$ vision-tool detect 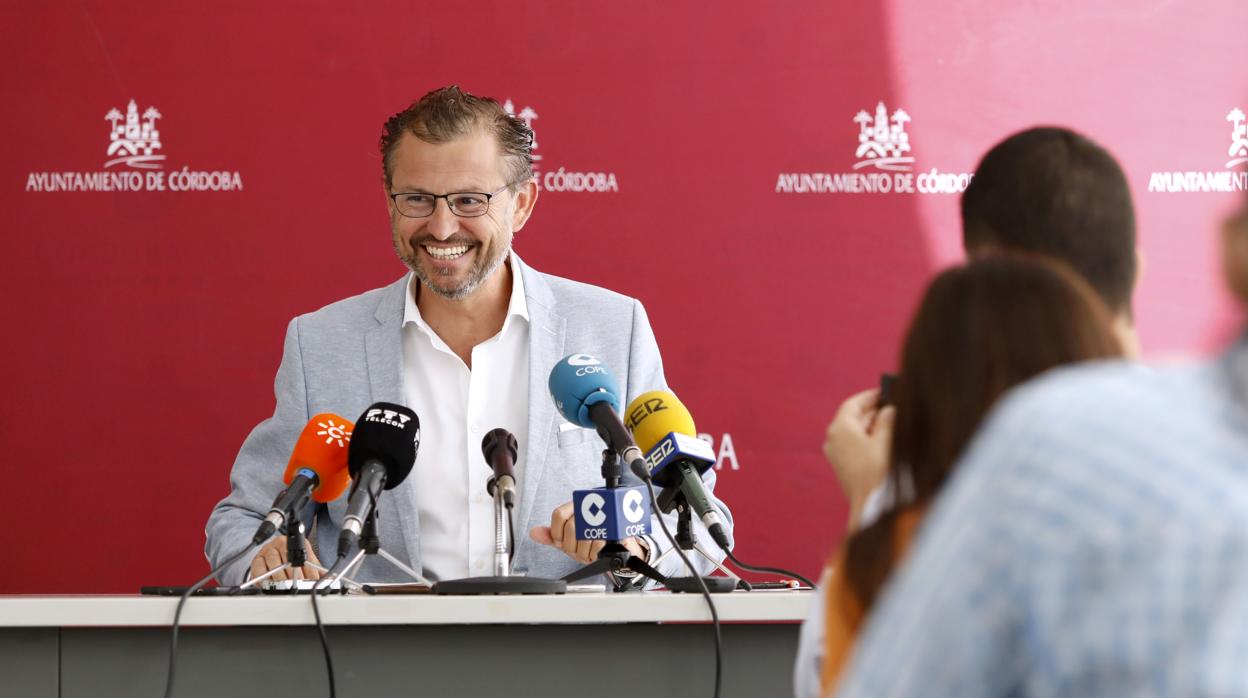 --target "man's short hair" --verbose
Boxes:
[961,127,1137,316]
[379,85,534,189]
